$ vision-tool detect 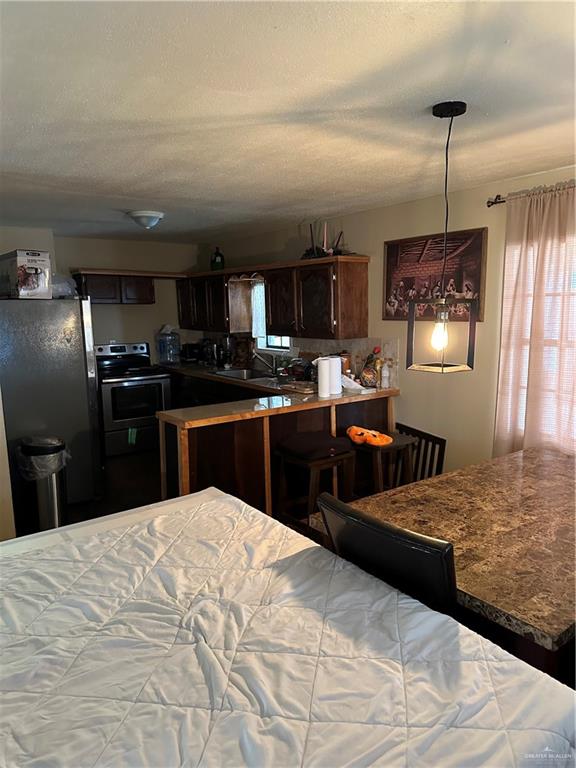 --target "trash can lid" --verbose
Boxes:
[20,436,66,456]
